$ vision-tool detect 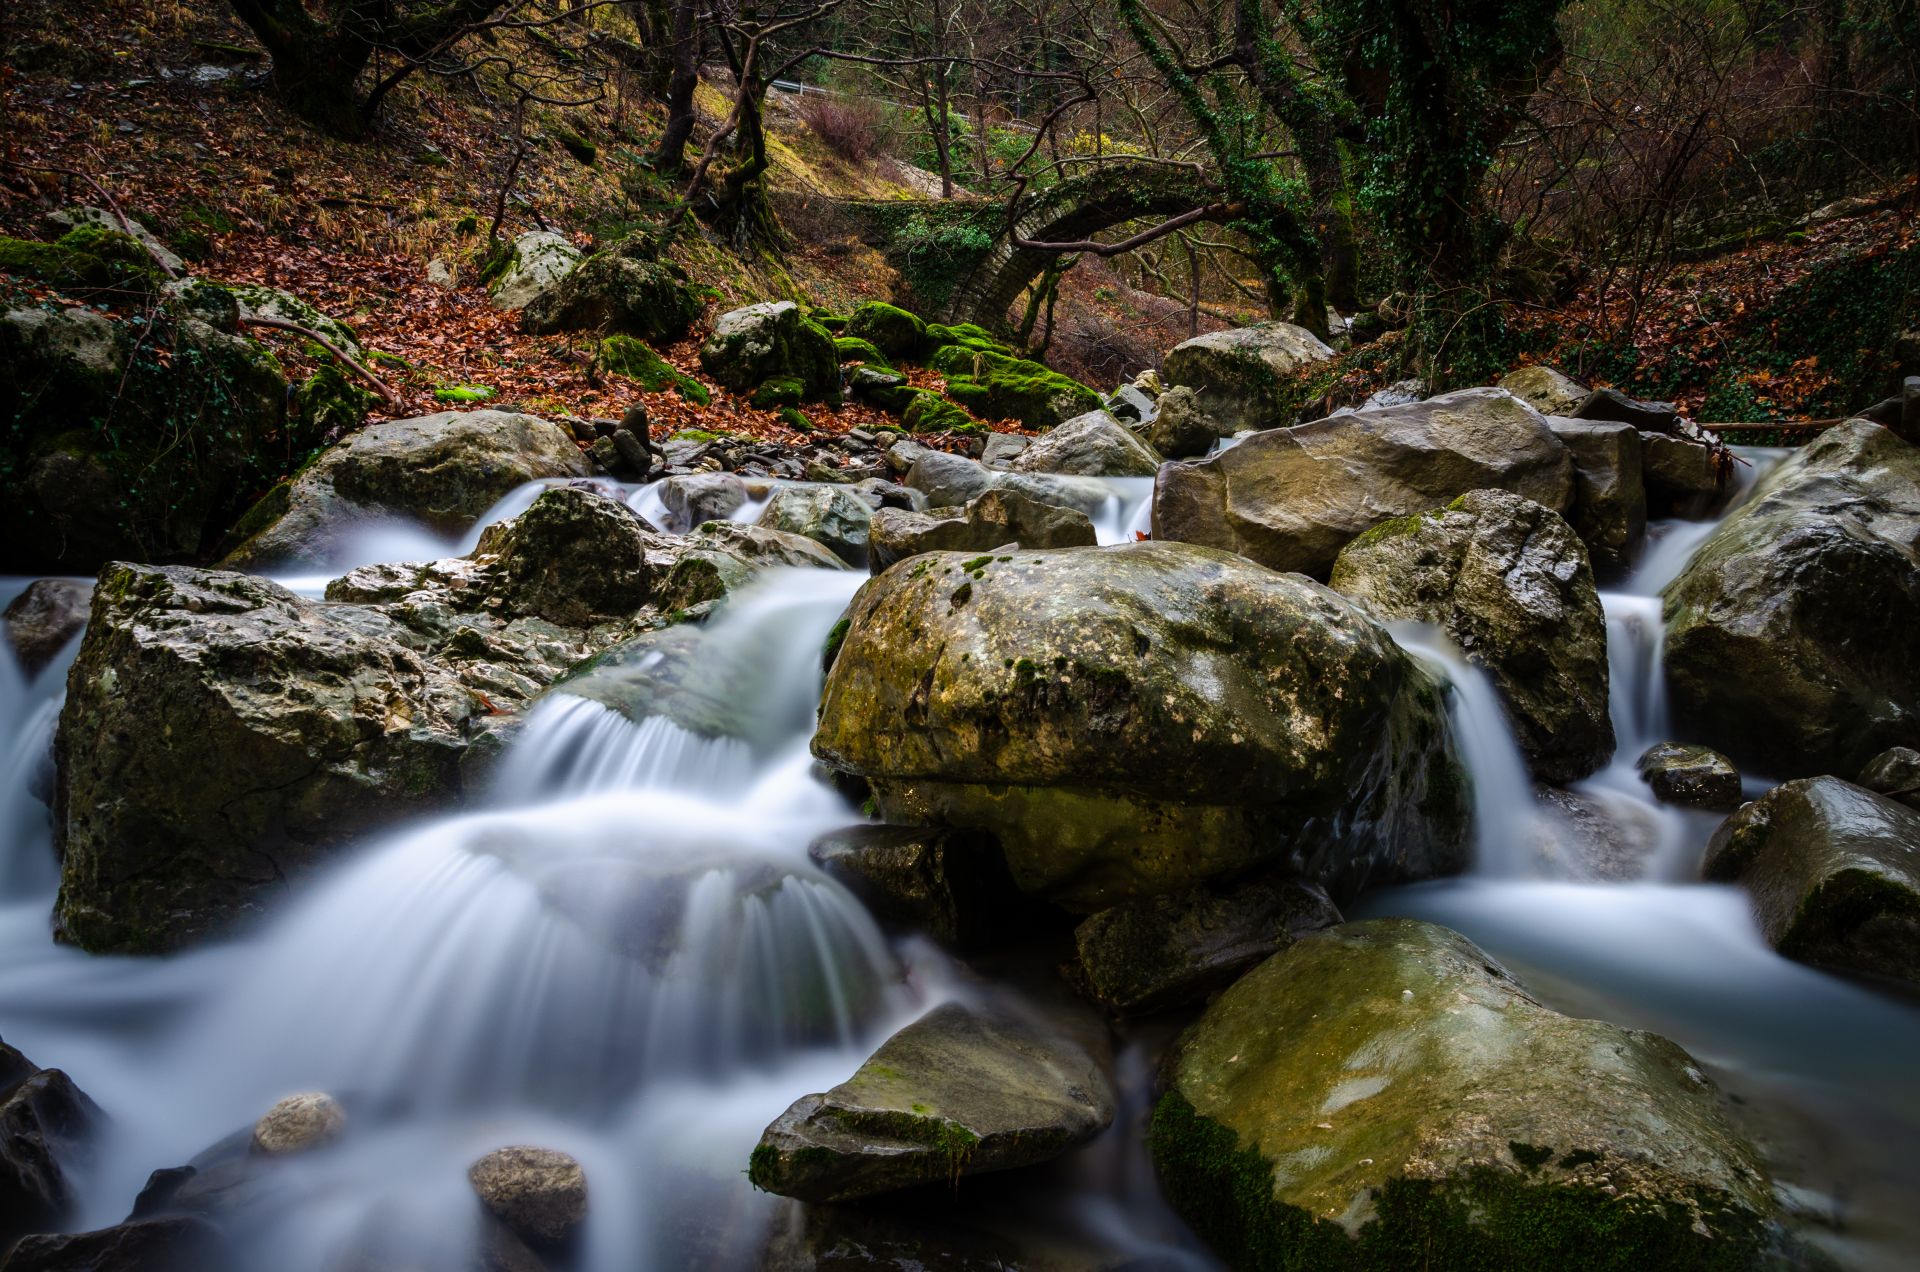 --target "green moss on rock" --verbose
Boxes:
[846,301,928,360]
[599,334,710,403]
